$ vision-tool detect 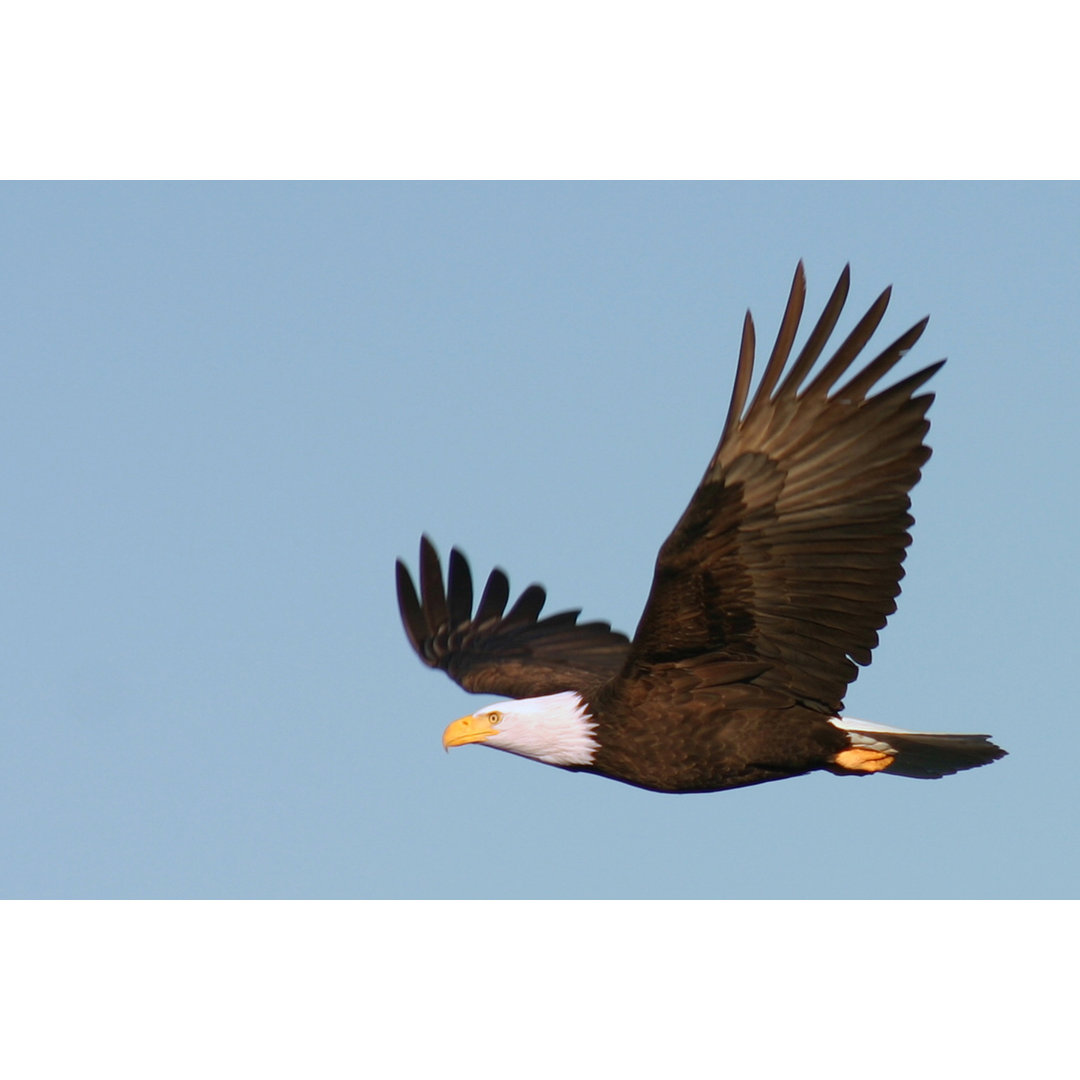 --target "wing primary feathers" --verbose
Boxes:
[748,261,806,411]
[719,311,756,446]
[802,285,892,398]
[836,317,931,401]
[396,538,631,697]
[395,558,427,657]
[447,547,473,628]
[865,359,946,406]
[419,535,449,633]
[503,583,547,626]
[474,568,510,624]
[777,264,851,397]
